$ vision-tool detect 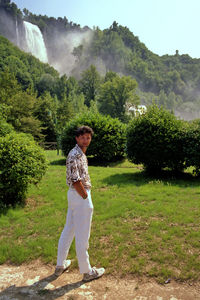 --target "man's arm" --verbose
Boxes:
[73,180,88,199]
